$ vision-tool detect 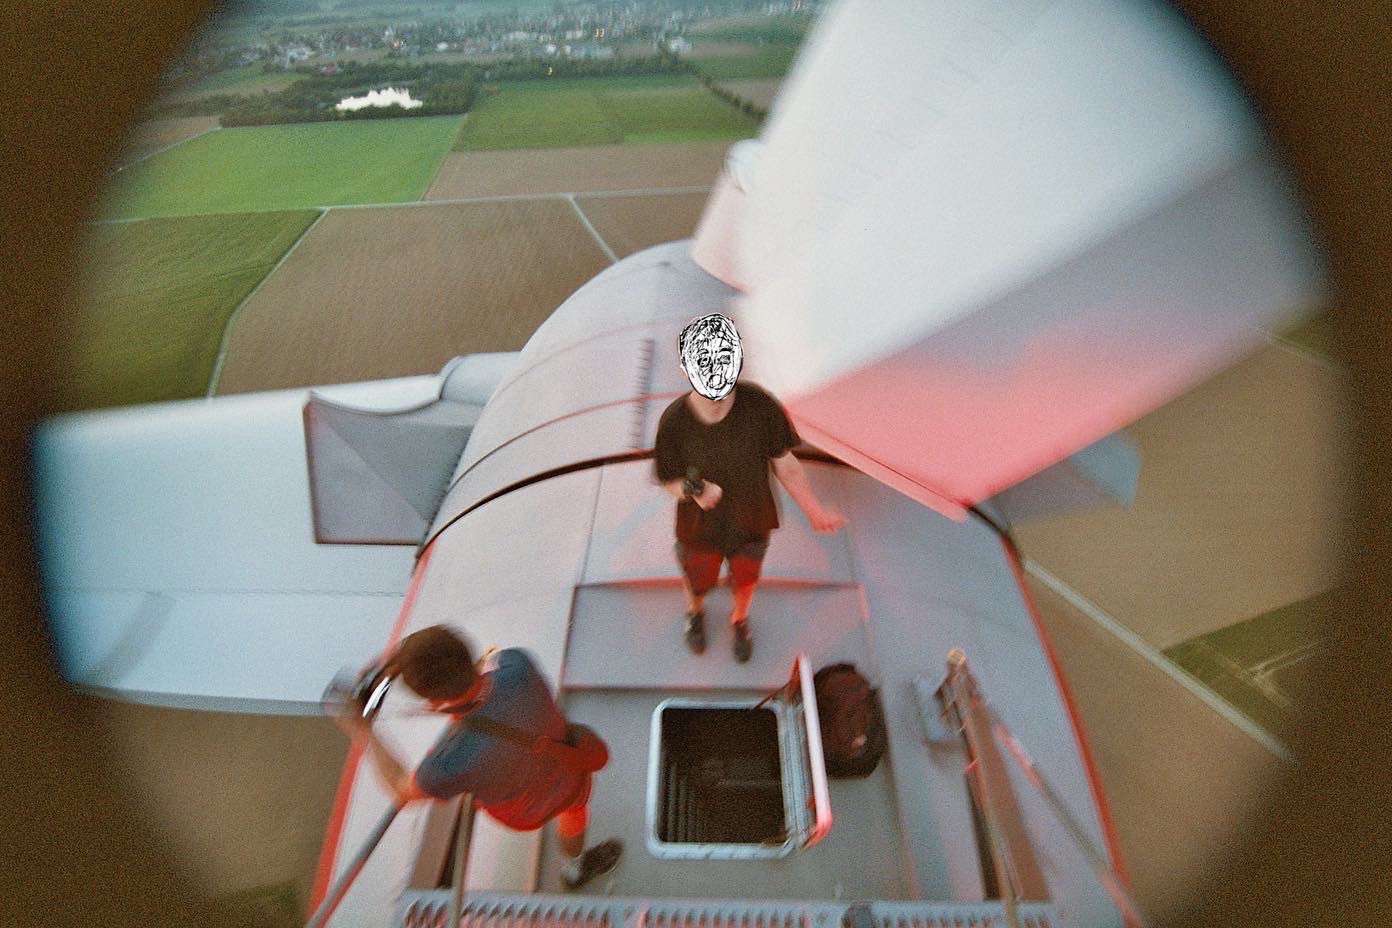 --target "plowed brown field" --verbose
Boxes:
[213,200,609,394]
[1013,343,1344,650]
[575,192,710,258]
[113,117,220,170]
[425,141,731,199]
